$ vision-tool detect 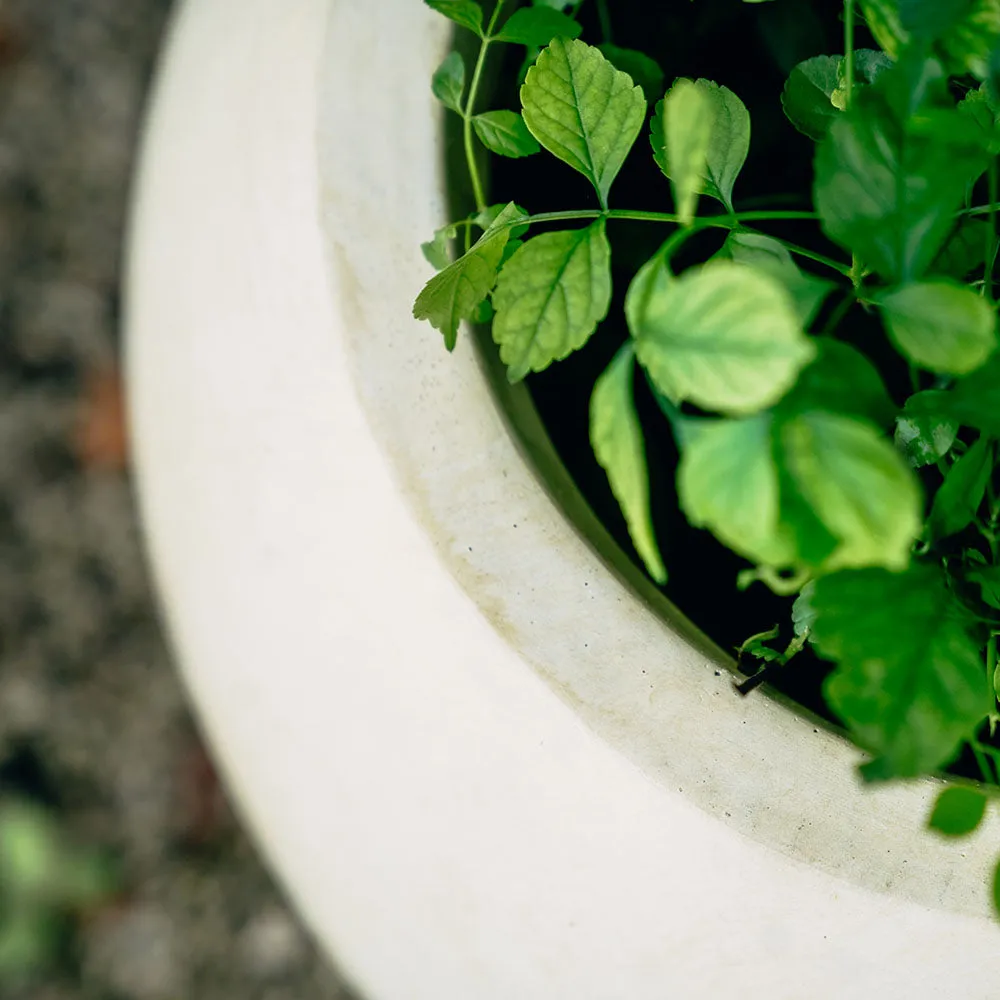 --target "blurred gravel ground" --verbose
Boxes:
[0,2,352,997]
